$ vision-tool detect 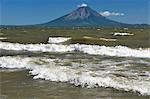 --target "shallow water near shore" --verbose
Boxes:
[1,69,149,99]
[0,47,150,98]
